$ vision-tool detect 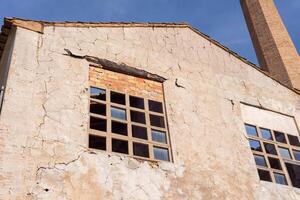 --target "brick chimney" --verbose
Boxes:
[240,0,300,91]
